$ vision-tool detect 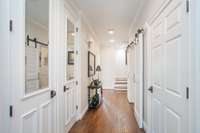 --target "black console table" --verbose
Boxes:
[88,80,103,109]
